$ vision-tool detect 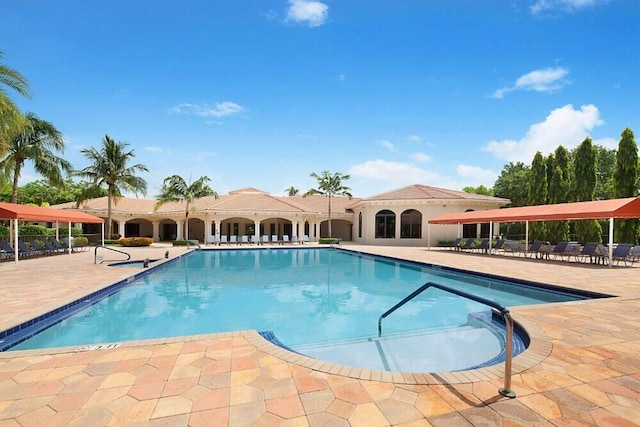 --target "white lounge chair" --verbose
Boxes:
[219,235,228,245]
[240,235,249,244]
[291,235,299,244]
[230,235,238,245]
[261,235,269,245]
[282,235,290,244]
